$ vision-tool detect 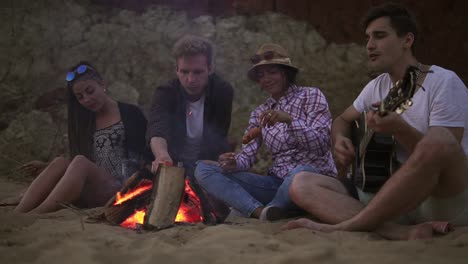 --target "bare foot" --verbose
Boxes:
[281,218,339,232]
[376,221,452,240]
[407,223,436,240]
[428,221,452,234]
[407,222,452,240]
